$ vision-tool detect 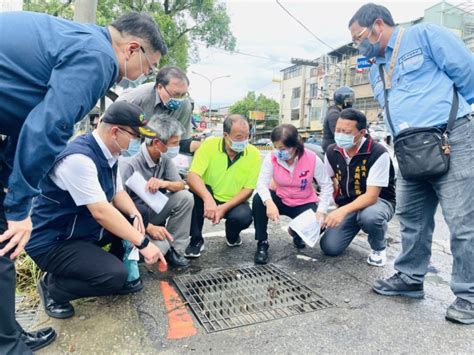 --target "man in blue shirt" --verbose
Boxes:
[349,3,474,325]
[0,11,167,353]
